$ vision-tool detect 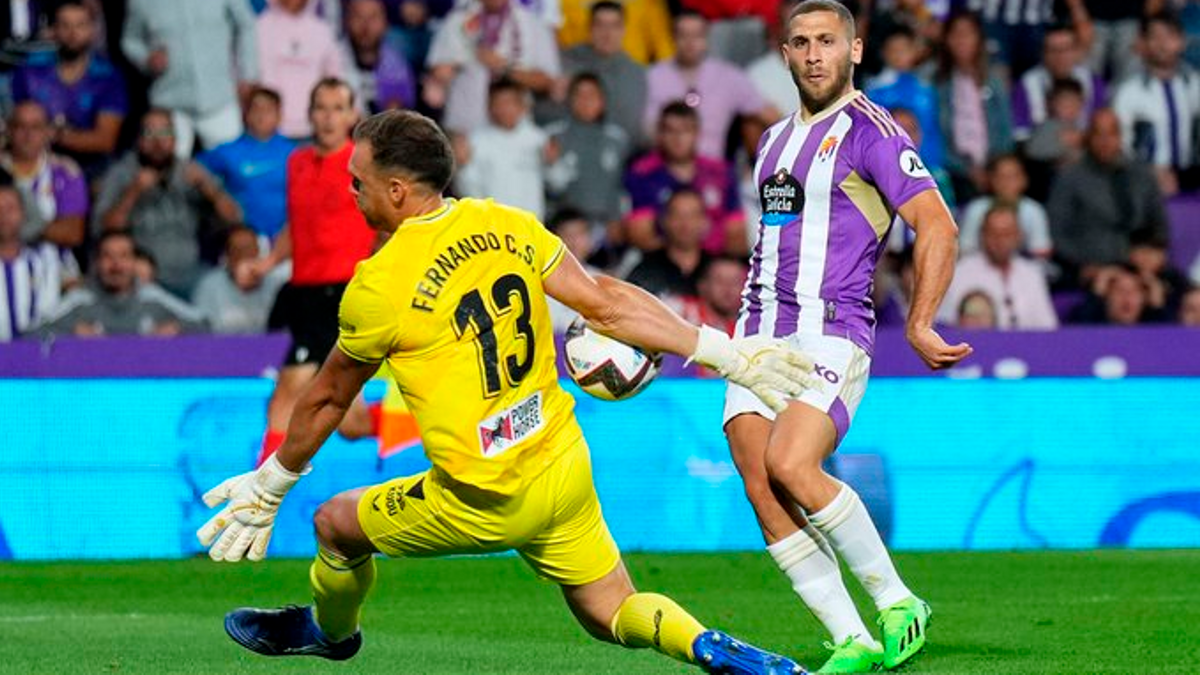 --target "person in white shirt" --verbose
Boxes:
[1111,11,1200,196]
[0,185,79,341]
[957,153,1052,261]
[940,204,1058,329]
[454,78,553,219]
[425,0,561,135]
